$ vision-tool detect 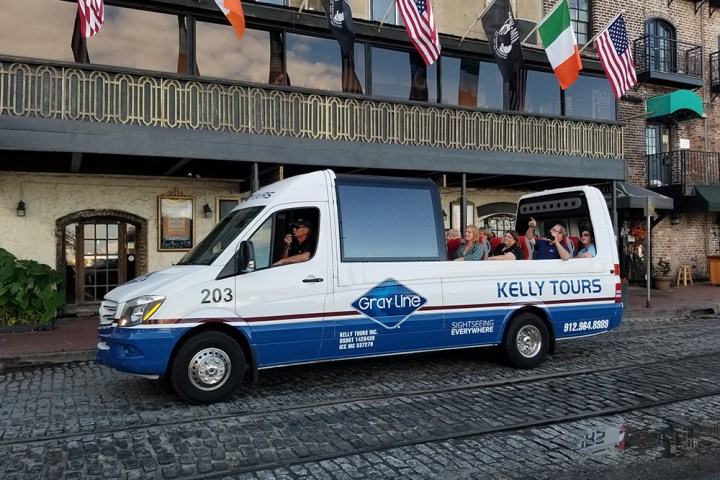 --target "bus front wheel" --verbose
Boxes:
[504,313,549,369]
[170,331,246,404]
